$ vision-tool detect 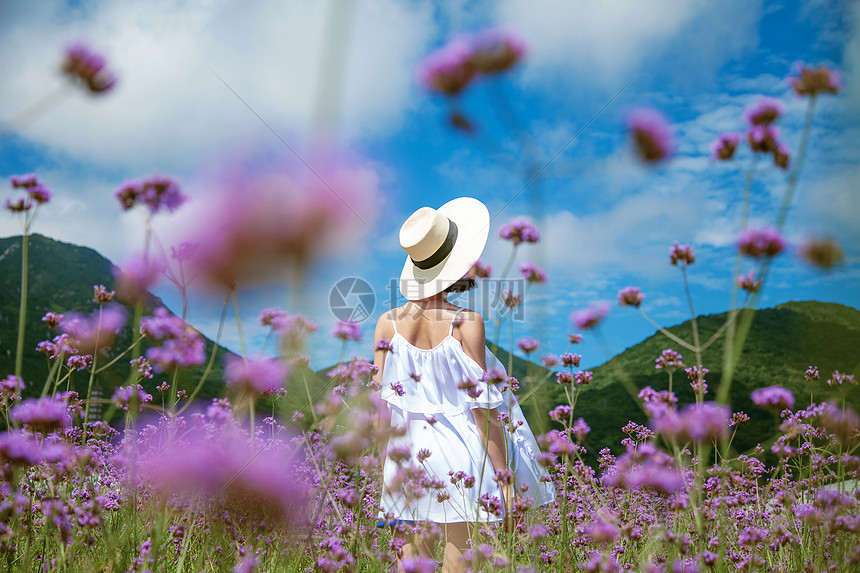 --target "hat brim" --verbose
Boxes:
[399,197,490,301]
